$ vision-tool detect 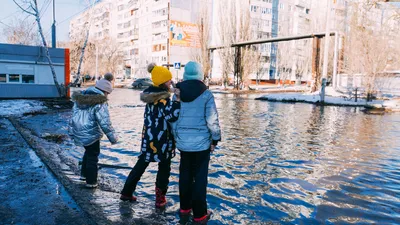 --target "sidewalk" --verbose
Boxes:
[0,118,94,225]
[5,111,179,225]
